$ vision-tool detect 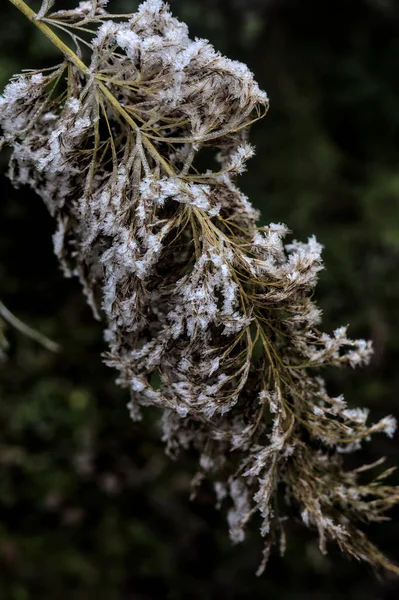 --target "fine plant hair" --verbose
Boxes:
[1,0,399,575]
